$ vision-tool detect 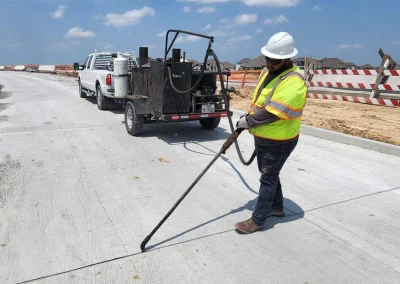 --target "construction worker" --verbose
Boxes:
[235,31,307,234]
